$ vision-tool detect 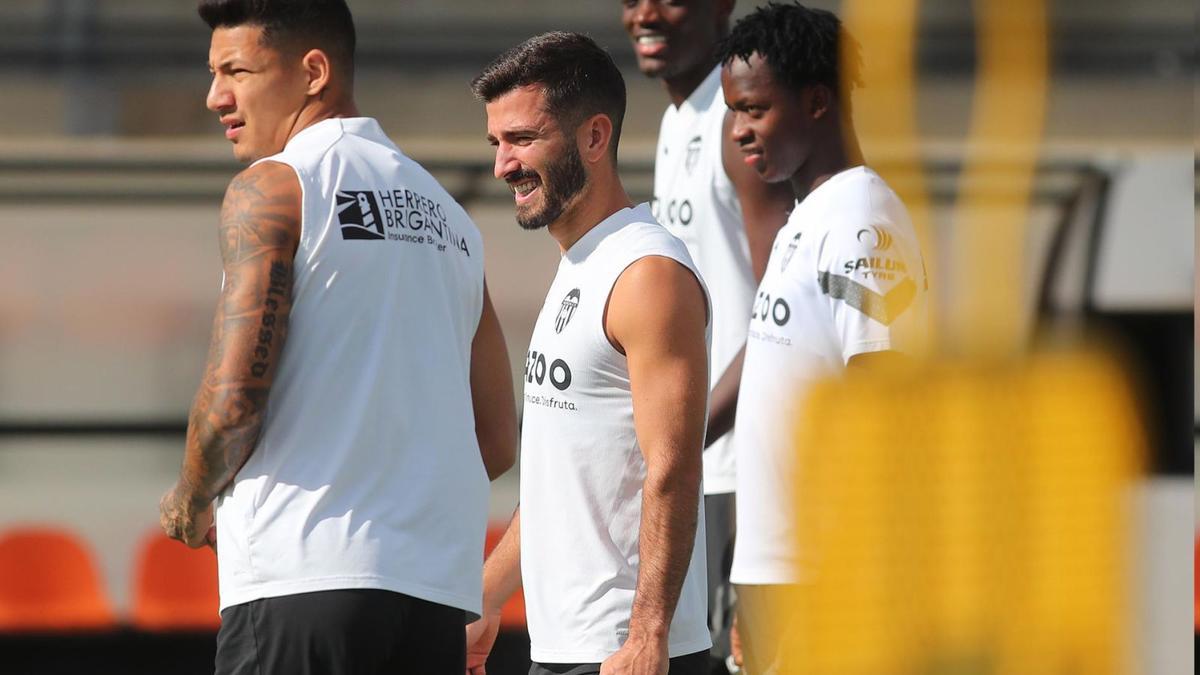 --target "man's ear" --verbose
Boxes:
[808,84,832,121]
[577,113,614,164]
[301,48,333,98]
